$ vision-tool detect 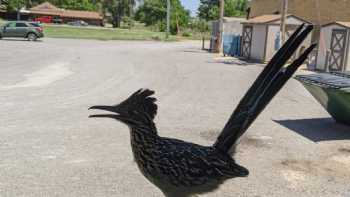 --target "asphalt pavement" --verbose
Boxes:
[0,38,349,197]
